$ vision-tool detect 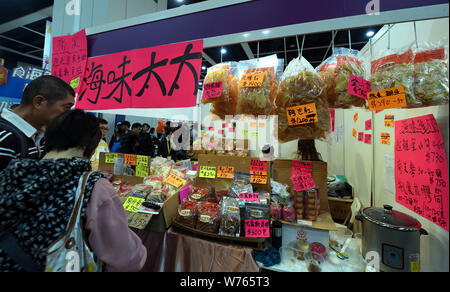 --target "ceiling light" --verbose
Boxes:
[202,66,206,70]
[177,0,184,3]
[243,33,249,38]
[221,48,227,54]
[366,30,375,37]
[262,30,270,35]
